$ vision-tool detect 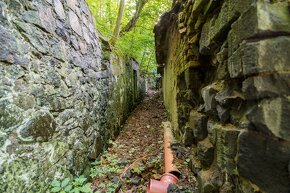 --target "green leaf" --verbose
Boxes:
[64,185,73,191]
[80,183,92,193]
[61,178,70,187]
[51,187,61,192]
[70,187,80,193]
[51,179,61,187]
[75,175,87,184]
